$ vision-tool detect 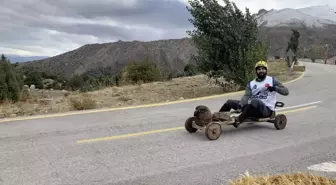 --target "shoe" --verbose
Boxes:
[232,116,241,128]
